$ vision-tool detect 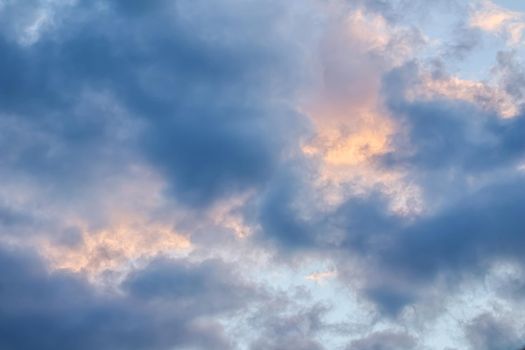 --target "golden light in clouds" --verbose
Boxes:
[470,5,516,31]
[303,111,393,167]
[297,5,423,215]
[43,222,191,277]
[297,1,521,218]
[306,269,337,283]
[411,72,520,118]
[208,192,255,239]
[469,0,525,45]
